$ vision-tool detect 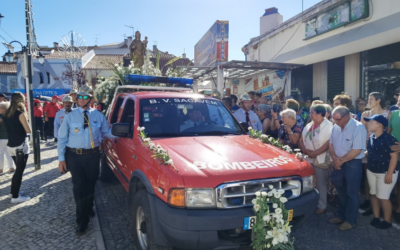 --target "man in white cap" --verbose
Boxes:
[69,89,78,109]
[233,93,262,131]
[54,95,74,142]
